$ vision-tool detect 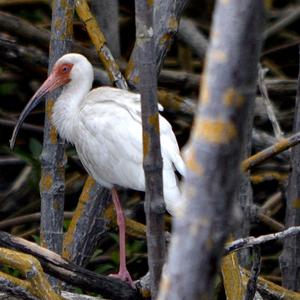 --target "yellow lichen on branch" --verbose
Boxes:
[63,176,96,259]
[184,146,204,176]
[221,249,245,300]
[0,247,62,300]
[75,0,127,89]
[241,268,300,300]
[194,118,237,144]
[242,137,292,171]
[223,88,244,107]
